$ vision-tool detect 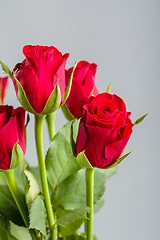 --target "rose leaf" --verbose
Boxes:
[46,121,82,192]
[29,196,46,236]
